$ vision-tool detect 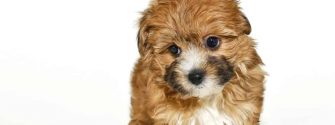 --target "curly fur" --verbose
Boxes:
[129,0,265,125]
